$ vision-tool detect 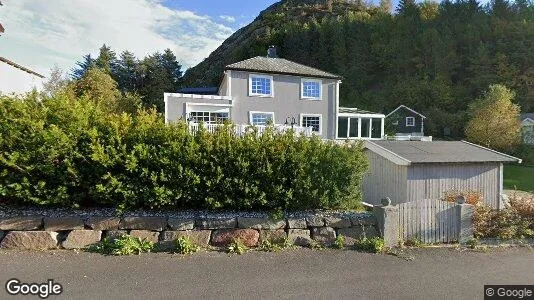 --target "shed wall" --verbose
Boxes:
[363,150,408,205]
[406,163,501,208]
